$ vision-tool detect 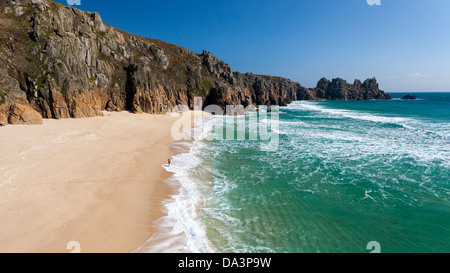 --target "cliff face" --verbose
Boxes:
[0,0,391,125]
